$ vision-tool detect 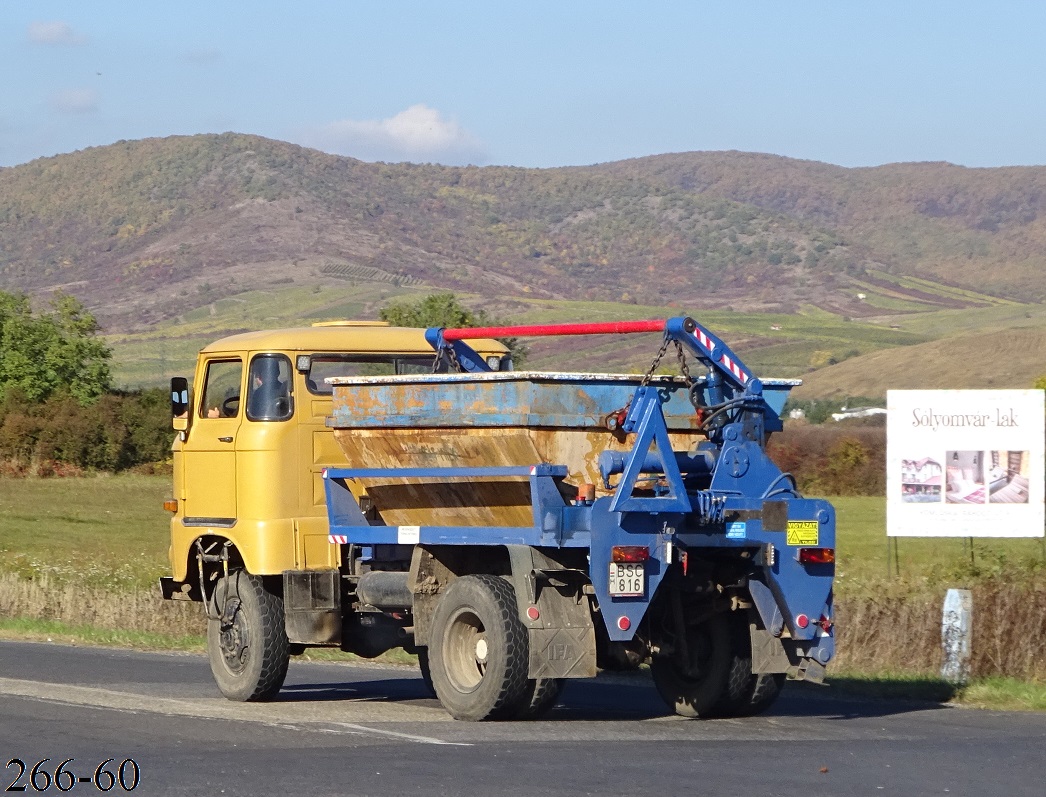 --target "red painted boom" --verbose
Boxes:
[441,319,667,341]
